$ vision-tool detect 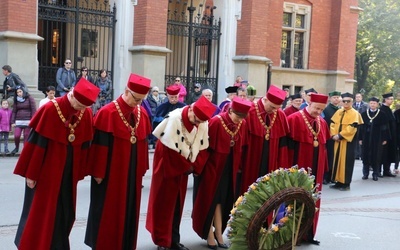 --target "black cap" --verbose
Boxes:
[290,93,302,99]
[369,97,380,102]
[341,92,354,99]
[305,88,317,94]
[382,93,393,99]
[225,86,239,94]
